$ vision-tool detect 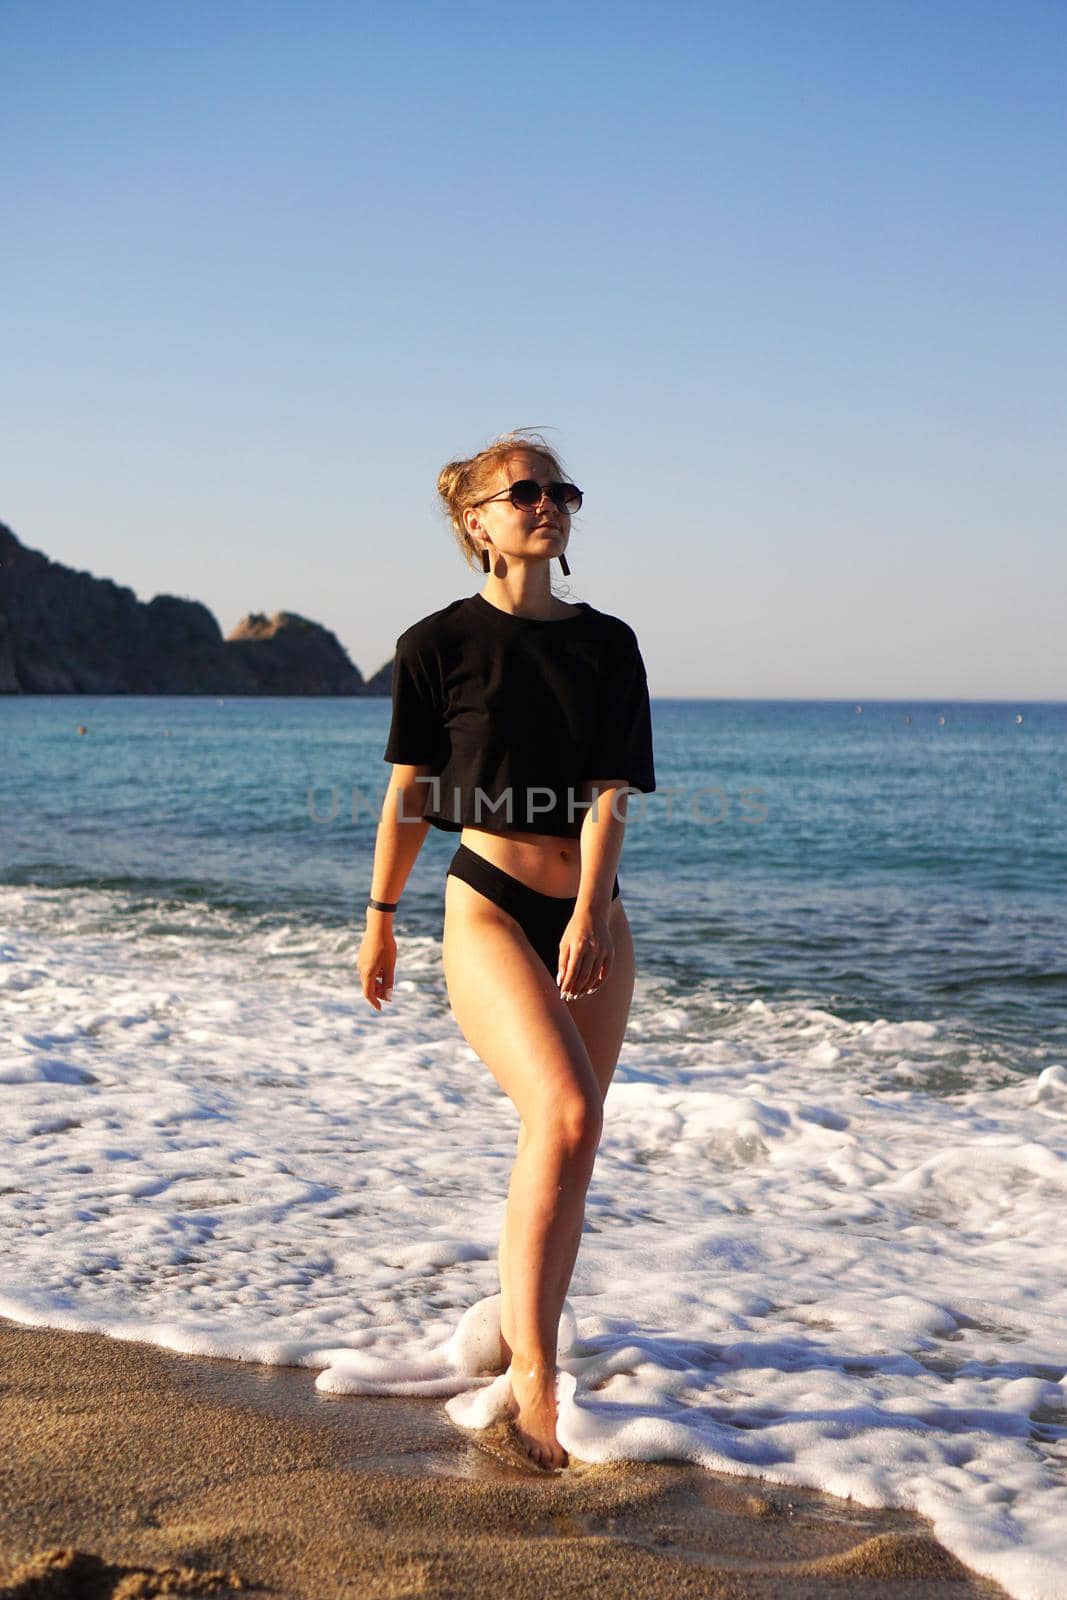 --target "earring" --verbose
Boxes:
[481,546,491,573]
[559,552,571,576]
